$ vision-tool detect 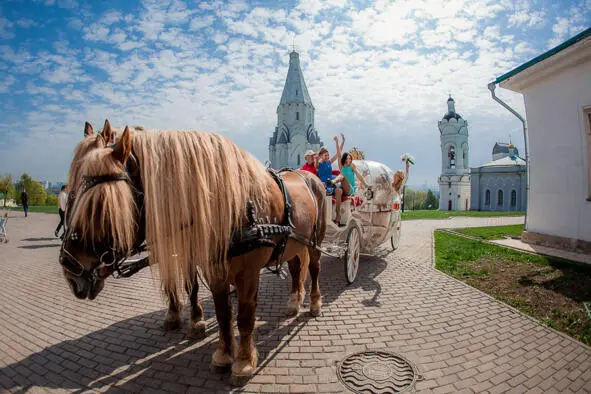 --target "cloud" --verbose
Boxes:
[0,0,589,187]
[0,17,15,40]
